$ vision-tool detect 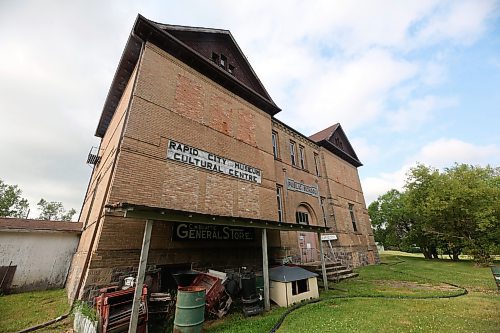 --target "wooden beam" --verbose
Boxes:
[129,219,153,333]
[318,232,328,291]
[262,228,270,311]
[112,205,329,233]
